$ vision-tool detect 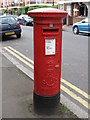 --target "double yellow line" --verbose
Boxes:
[4,46,34,69]
[3,46,90,110]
